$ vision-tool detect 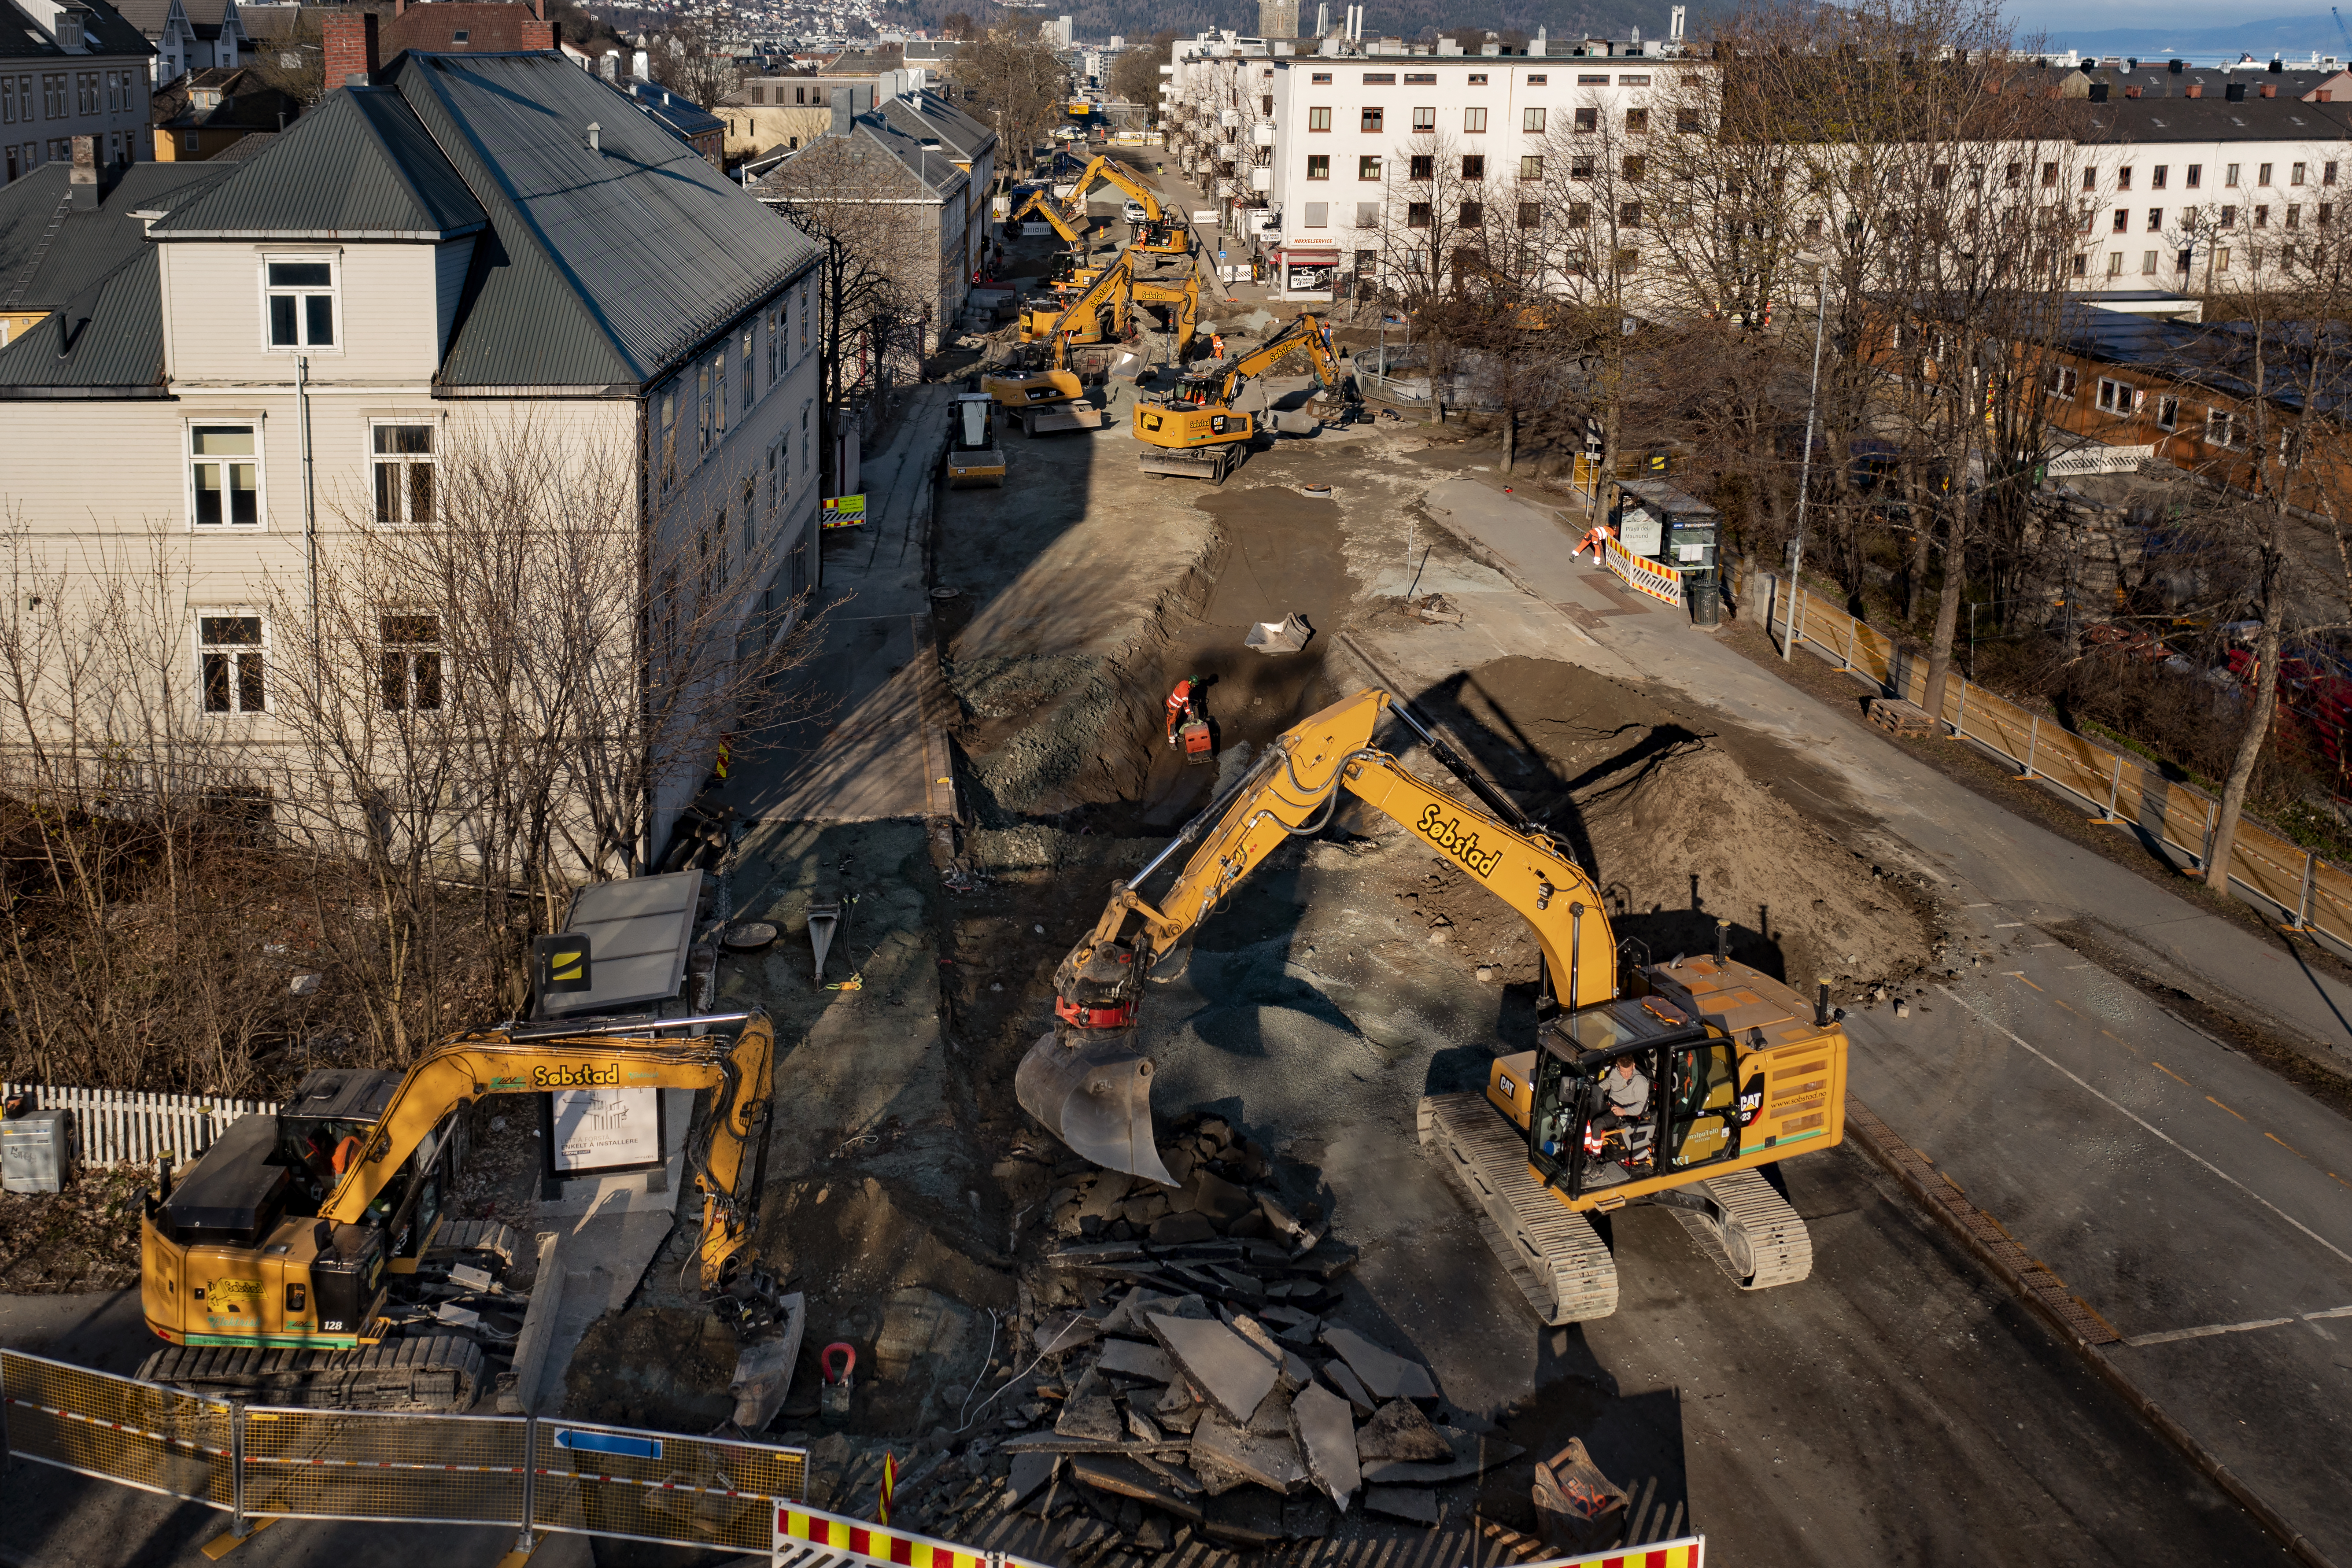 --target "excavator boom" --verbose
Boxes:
[1007,186,1083,244]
